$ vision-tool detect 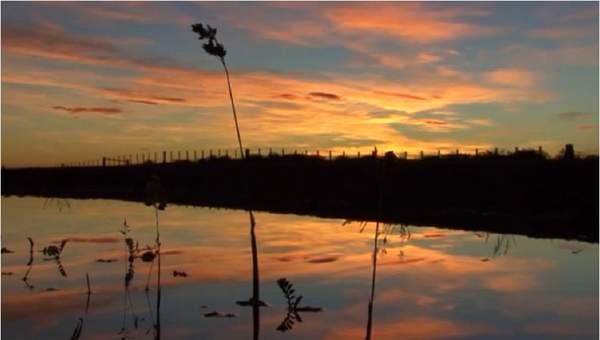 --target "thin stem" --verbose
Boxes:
[220,57,245,158]
[250,211,260,340]
[365,222,379,340]
[154,207,160,246]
